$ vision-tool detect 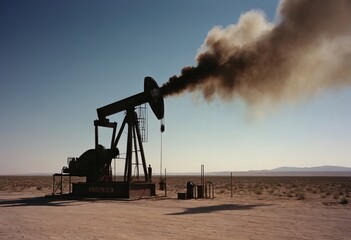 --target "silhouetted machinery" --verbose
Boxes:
[61,76,164,198]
